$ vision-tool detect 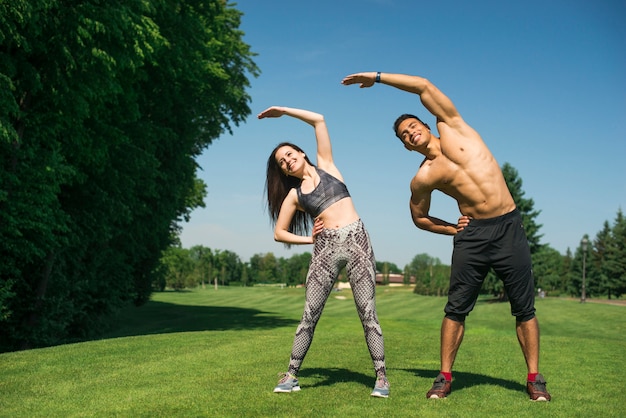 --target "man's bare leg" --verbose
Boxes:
[427,317,465,399]
[516,317,540,373]
[517,317,551,400]
[440,317,465,372]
